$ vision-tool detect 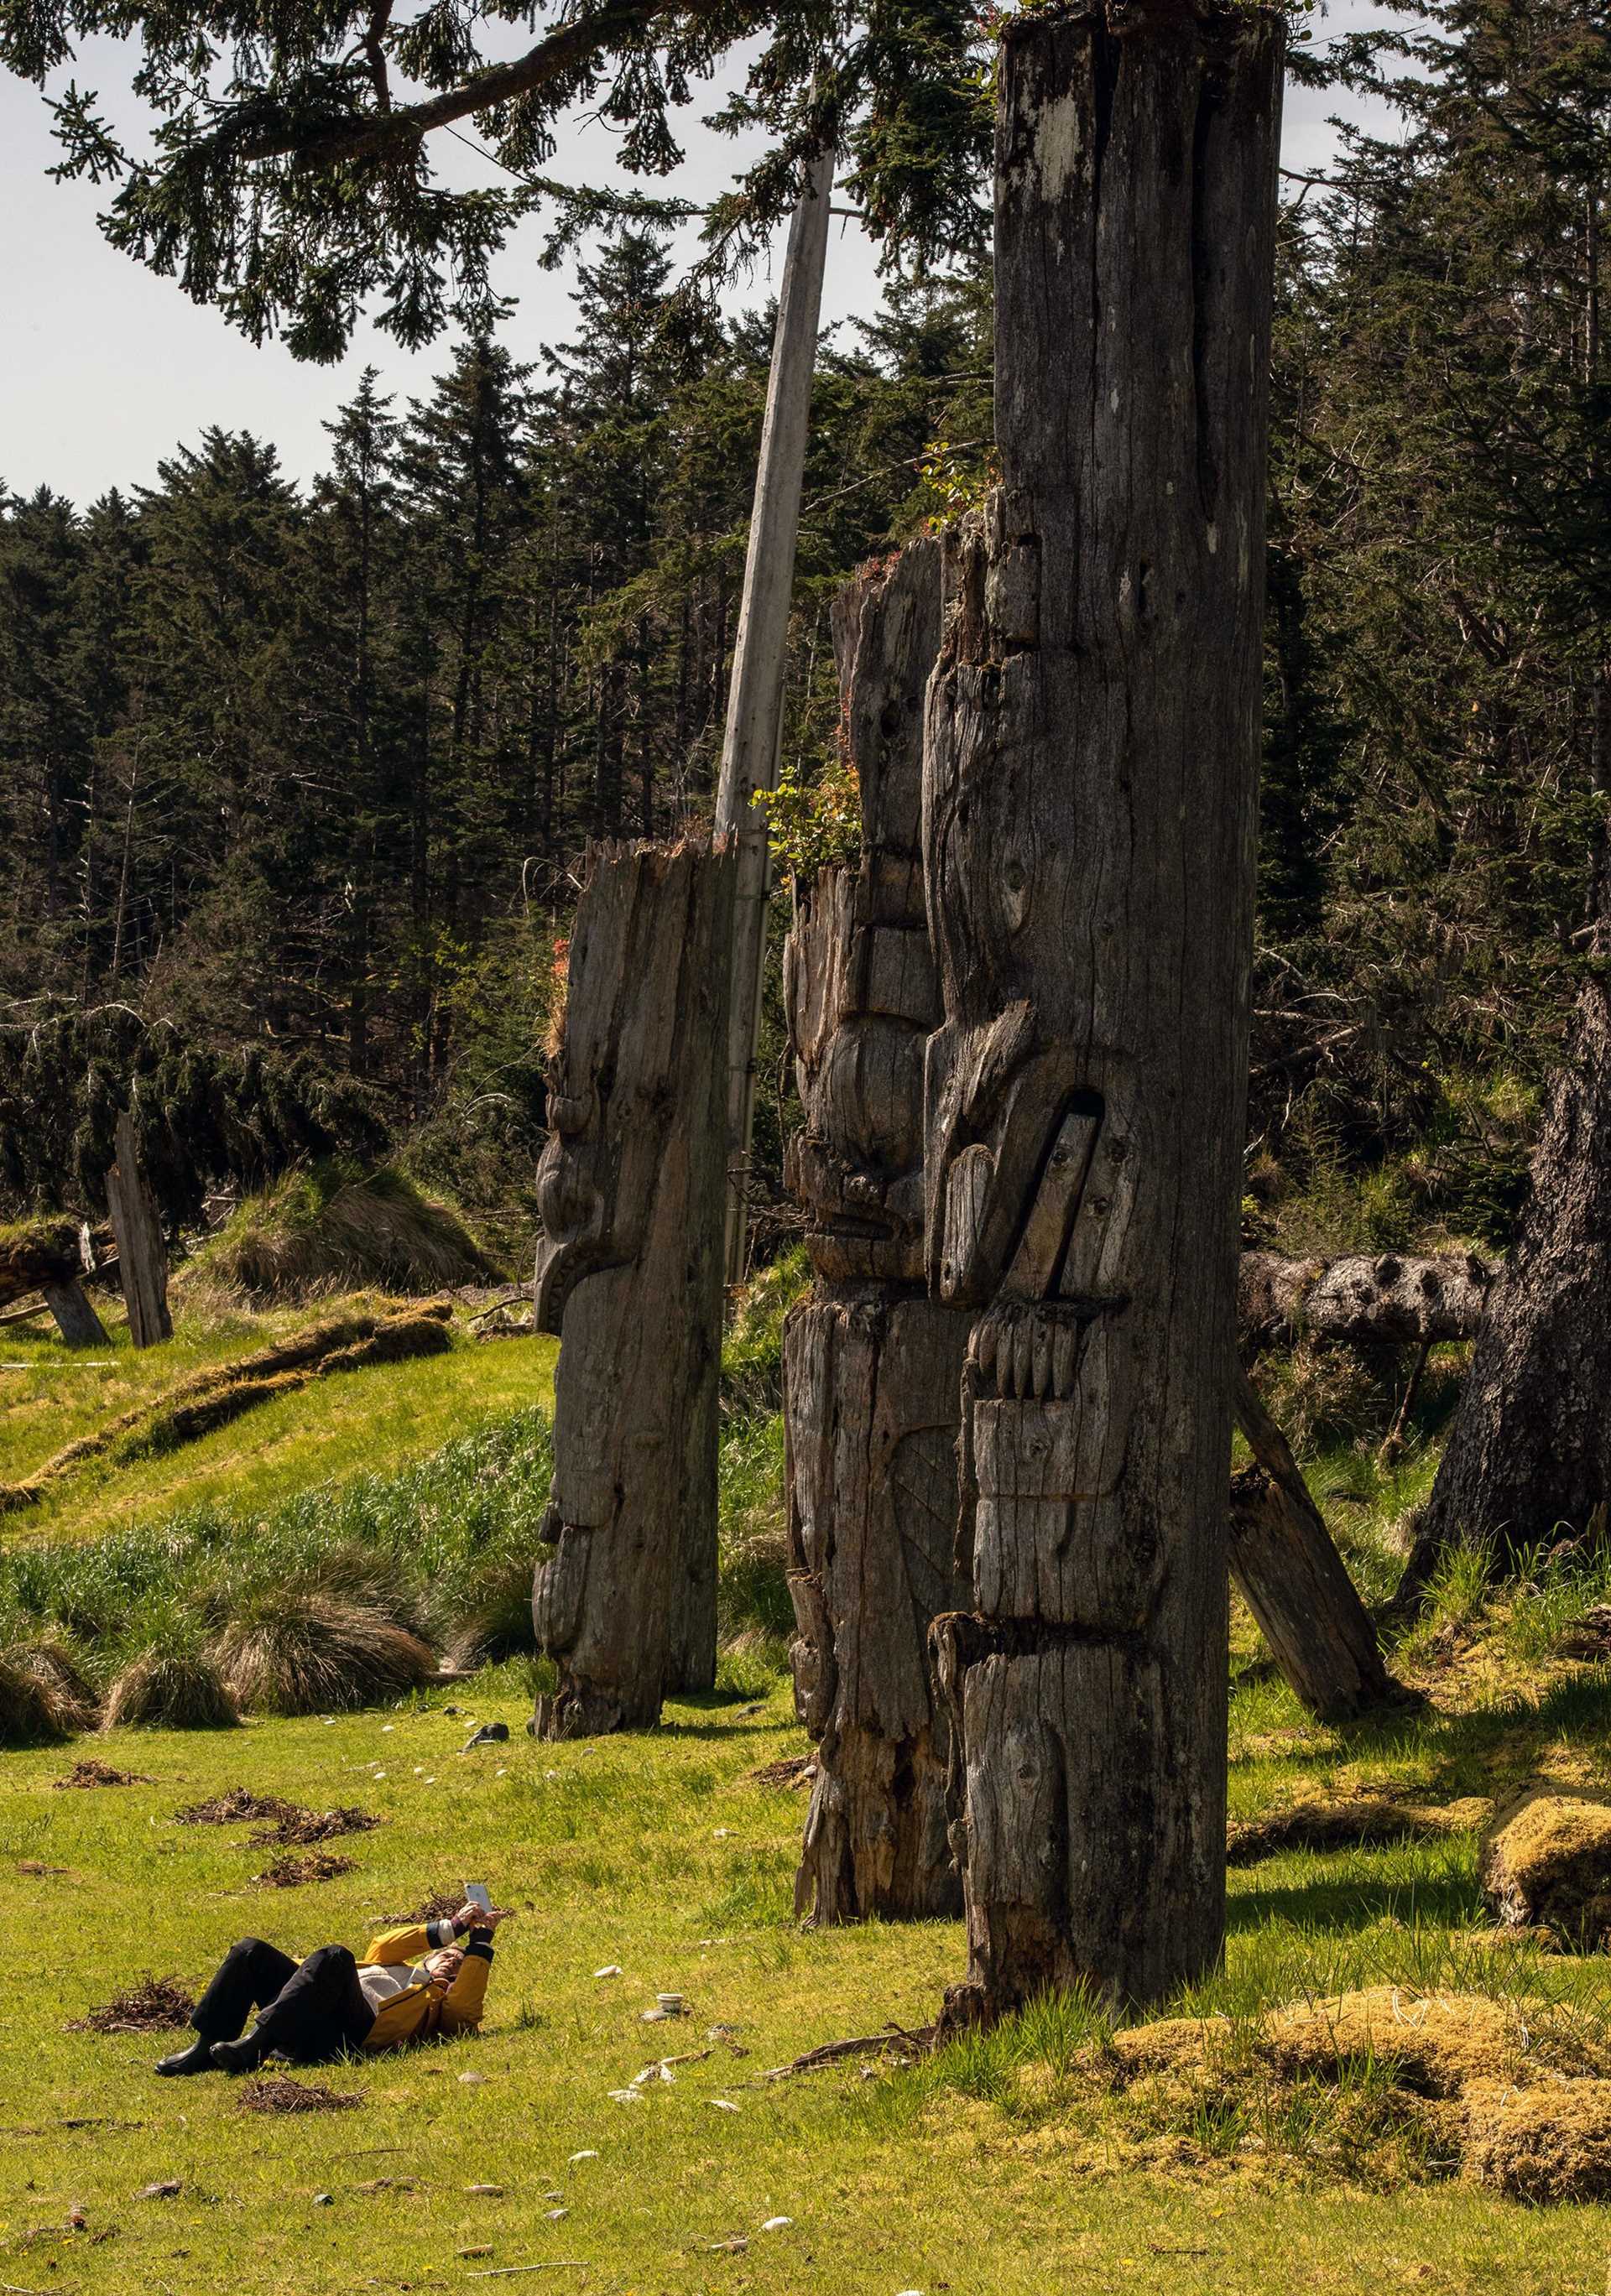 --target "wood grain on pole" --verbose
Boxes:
[782,540,972,1922]
[715,148,836,1290]
[106,1111,173,1346]
[530,835,735,1737]
[923,0,1285,2019]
